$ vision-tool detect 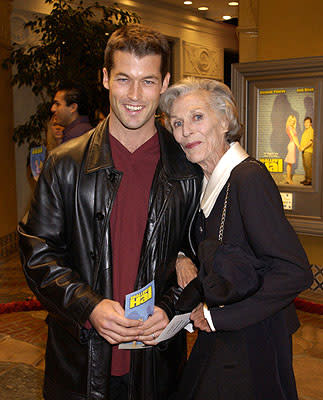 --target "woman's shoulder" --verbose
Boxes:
[230,157,278,193]
[231,157,270,181]
[229,157,283,208]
